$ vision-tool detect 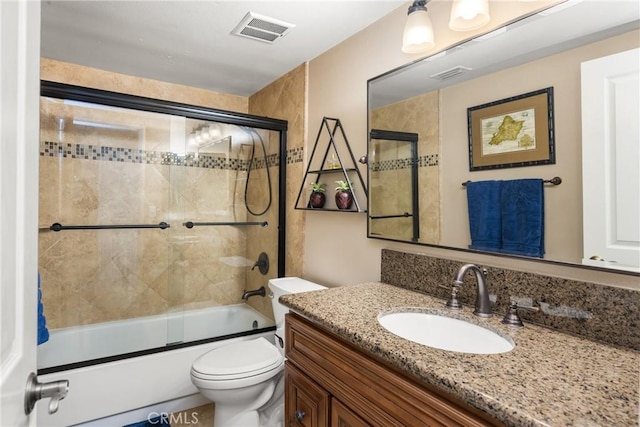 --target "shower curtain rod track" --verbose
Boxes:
[48,222,170,232]
[46,221,269,231]
[48,221,269,231]
[183,221,268,229]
